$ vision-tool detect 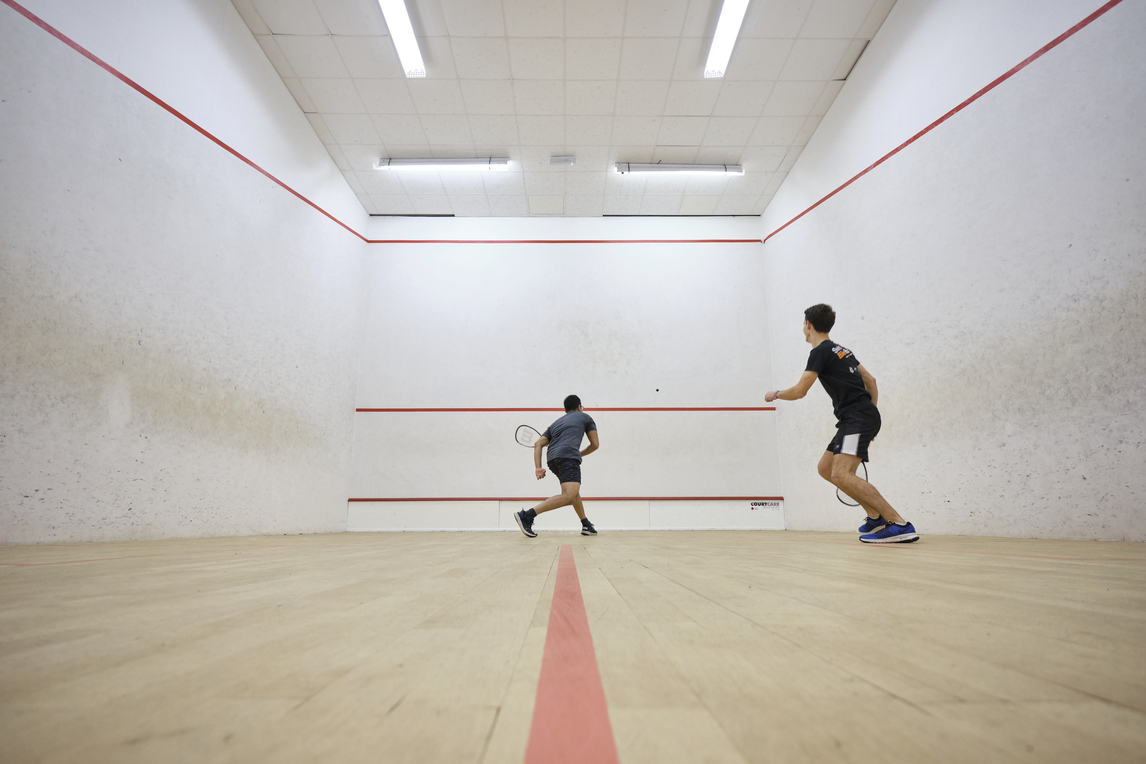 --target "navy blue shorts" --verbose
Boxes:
[827,407,881,462]
[547,458,582,484]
